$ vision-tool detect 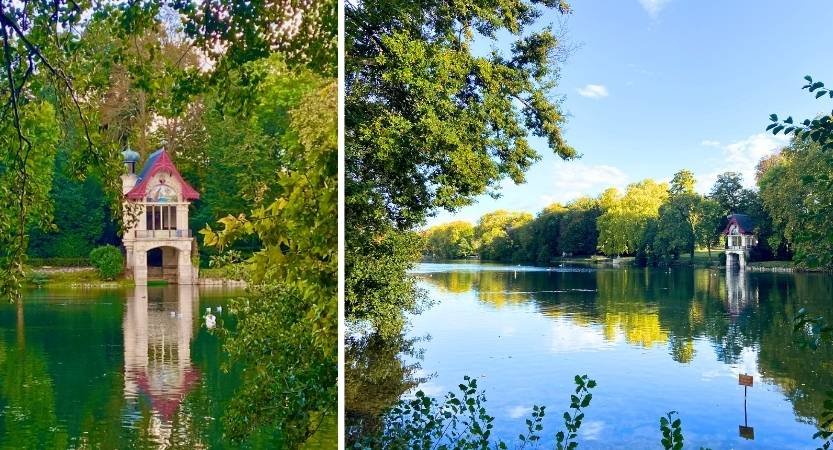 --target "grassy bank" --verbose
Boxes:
[24,267,133,288]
